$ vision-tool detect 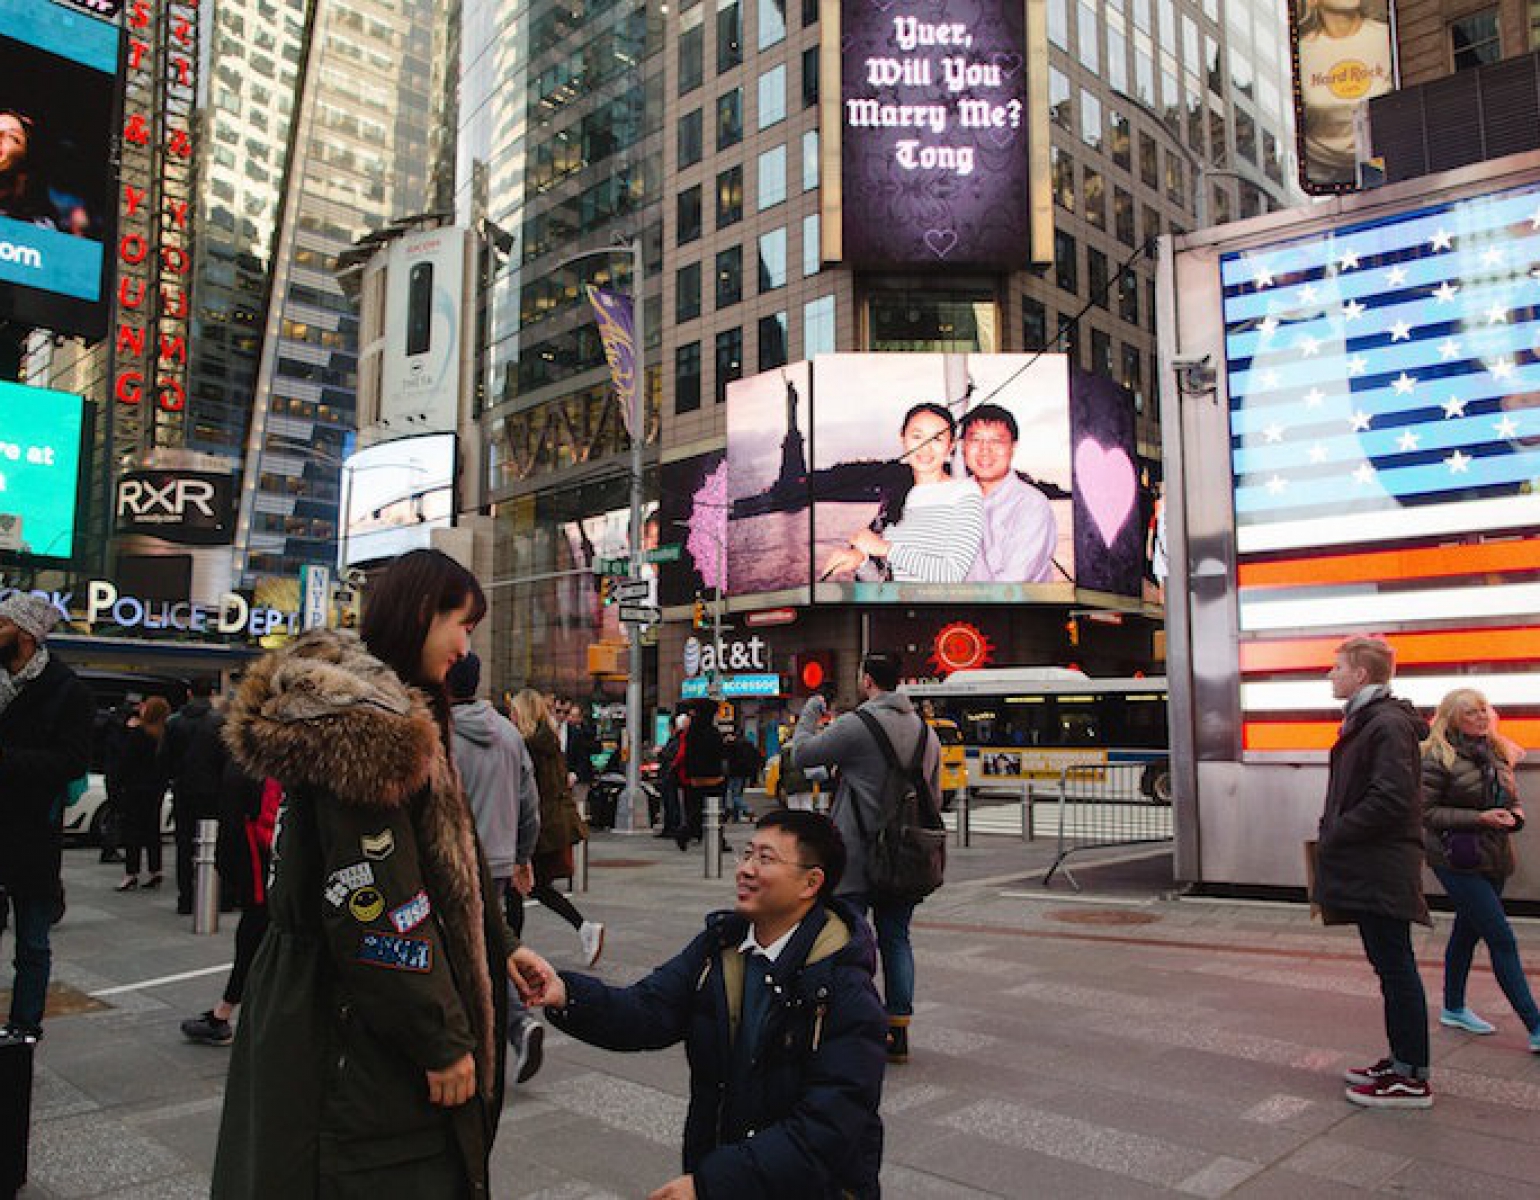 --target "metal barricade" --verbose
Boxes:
[1042,760,1173,891]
